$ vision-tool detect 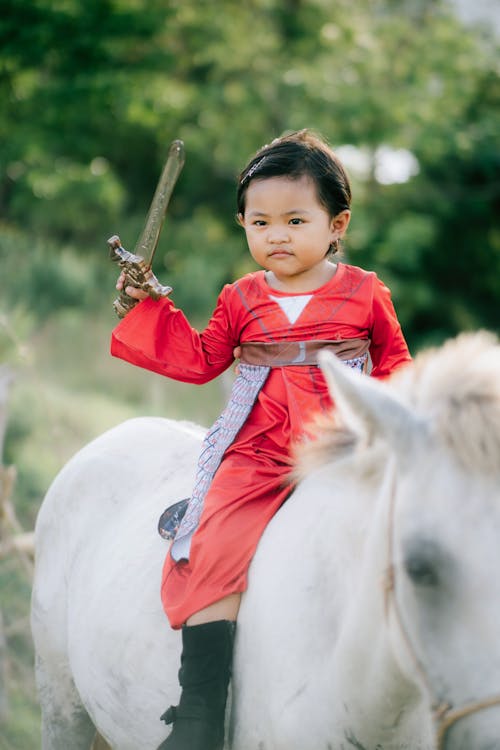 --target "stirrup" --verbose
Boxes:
[158,498,189,540]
